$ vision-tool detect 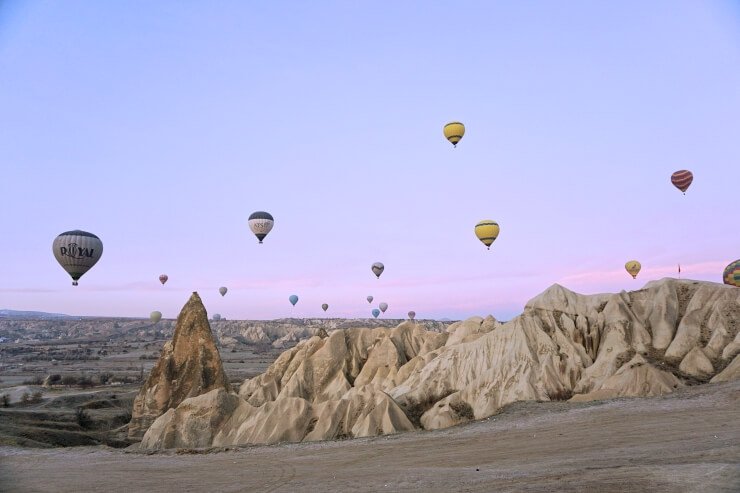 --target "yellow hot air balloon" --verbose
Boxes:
[625,260,641,279]
[474,220,500,250]
[443,121,465,147]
